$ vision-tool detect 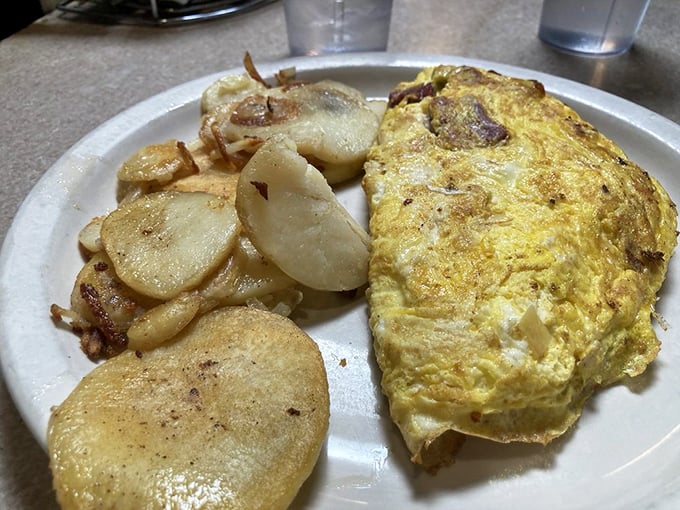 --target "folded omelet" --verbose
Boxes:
[362,65,677,472]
